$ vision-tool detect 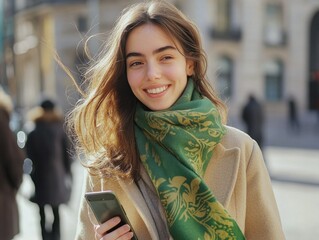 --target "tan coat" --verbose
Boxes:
[75,126,286,240]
